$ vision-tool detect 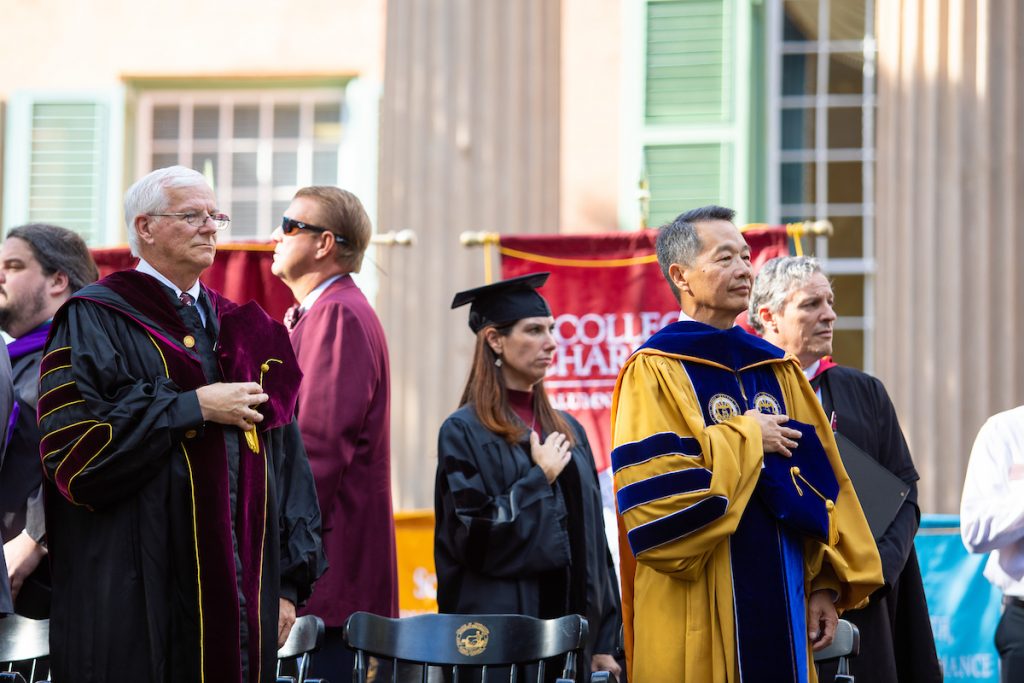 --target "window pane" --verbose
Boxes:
[313,150,338,185]
[827,161,862,203]
[230,200,258,238]
[831,329,864,370]
[193,106,219,140]
[781,108,815,150]
[232,152,258,187]
[829,0,865,41]
[273,150,298,186]
[827,107,862,148]
[192,152,220,185]
[781,162,816,205]
[153,106,179,140]
[831,274,864,316]
[233,105,260,138]
[152,152,178,169]
[273,200,291,224]
[828,215,863,258]
[315,102,343,143]
[783,0,818,41]
[782,54,817,96]
[829,53,864,95]
[274,104,300,138]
